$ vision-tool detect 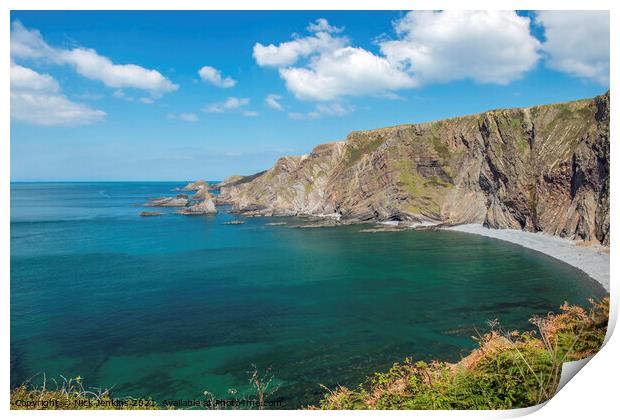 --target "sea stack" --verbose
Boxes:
[177,191,217,215]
